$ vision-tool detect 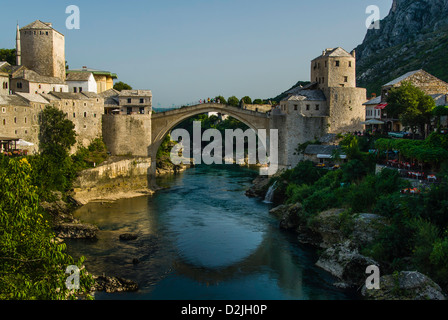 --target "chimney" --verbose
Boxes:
[371,93,377,99]
[82,66,87,71]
